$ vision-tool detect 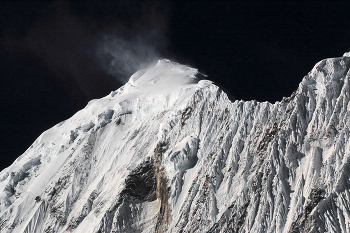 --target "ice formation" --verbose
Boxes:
[1,55,350,232]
